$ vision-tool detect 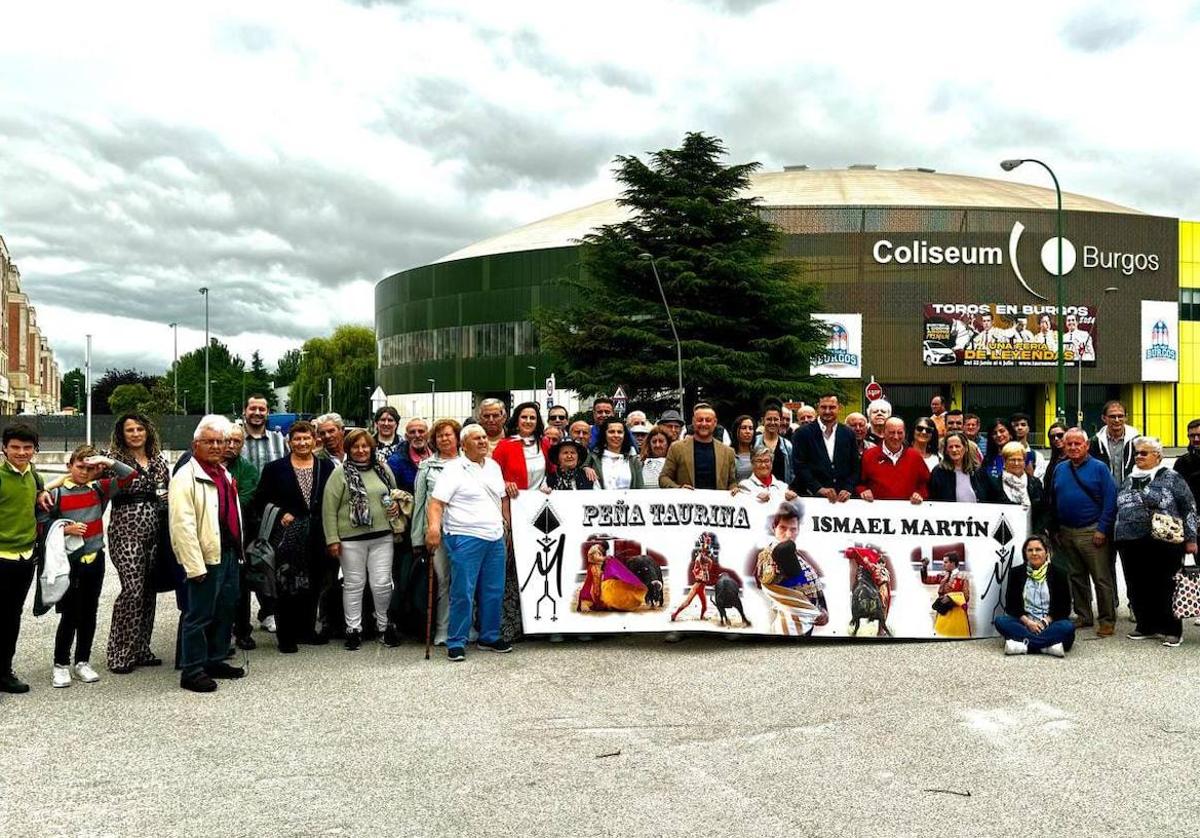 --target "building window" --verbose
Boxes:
[377,321,539,366]
[1181,288,1197,322]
